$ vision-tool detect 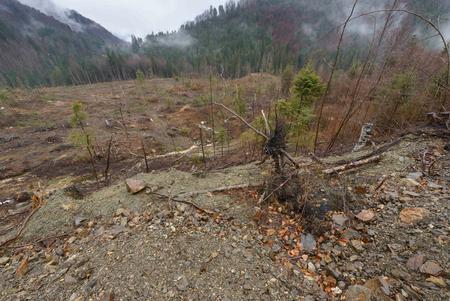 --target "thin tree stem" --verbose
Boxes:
[313,0,359,154]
